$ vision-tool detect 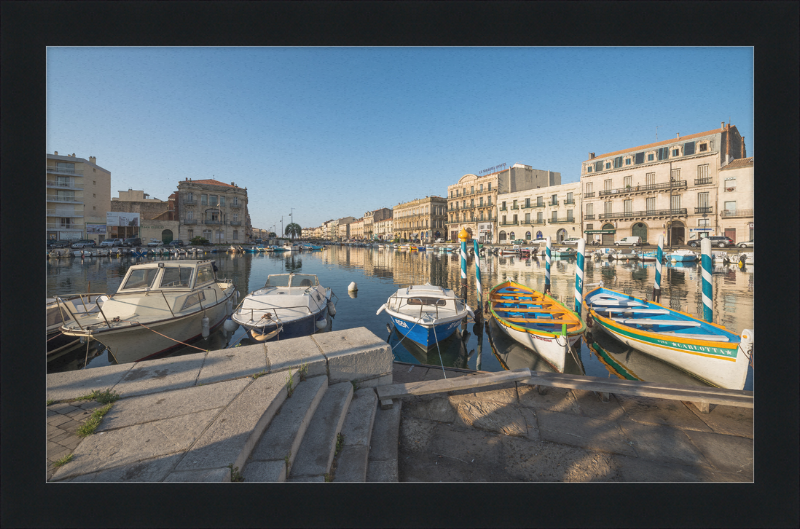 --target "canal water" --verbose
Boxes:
[46,246,754,391]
